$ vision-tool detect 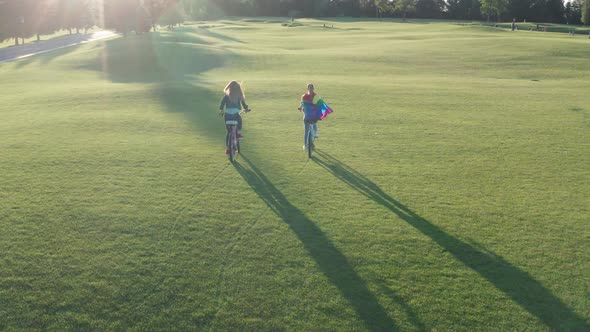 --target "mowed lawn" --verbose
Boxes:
[0,18,589,330]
